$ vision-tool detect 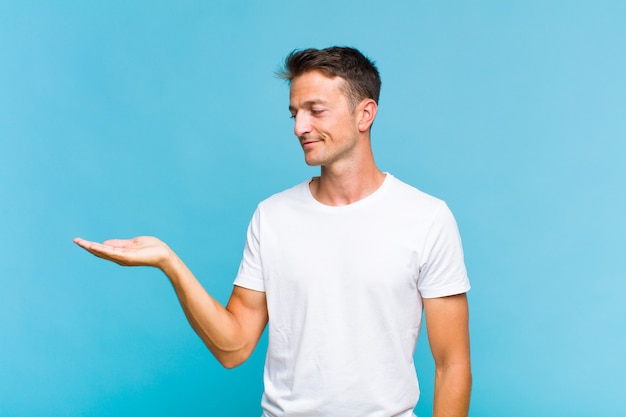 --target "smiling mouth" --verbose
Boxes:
[301,140,322,151]
[300,136,323,147]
